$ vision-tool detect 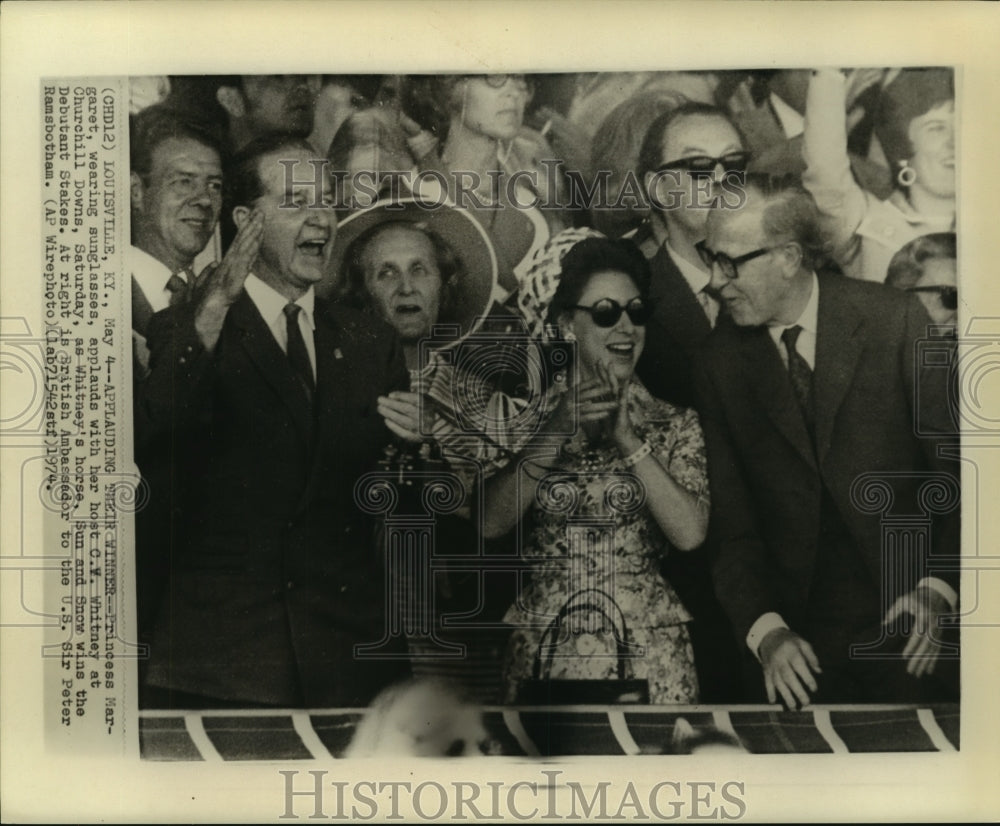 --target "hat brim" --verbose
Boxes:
[321,197,498,347]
